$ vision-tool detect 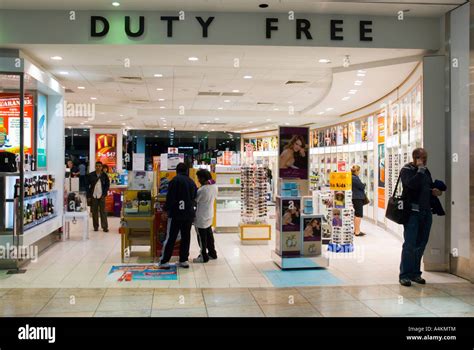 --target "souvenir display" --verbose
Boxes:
[240,165,268,224]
